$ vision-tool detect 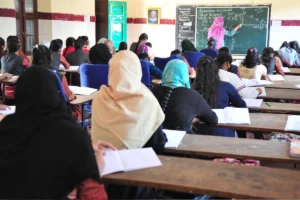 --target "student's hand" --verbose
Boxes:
[0,105,10,110]
[237,24,243,29]
[93,140,117,151]
[192,118,200,124]
[93,141,117,174]
[256,88,263,95]
[68,93,75,101]
[190,68,196,78]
